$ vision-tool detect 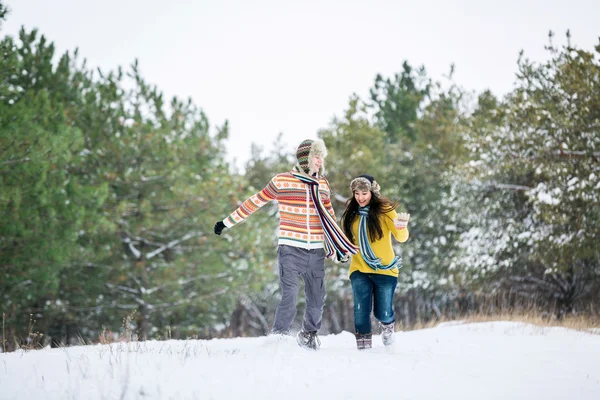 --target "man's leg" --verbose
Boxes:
[272,245,301,333]
[301,248,326,332]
